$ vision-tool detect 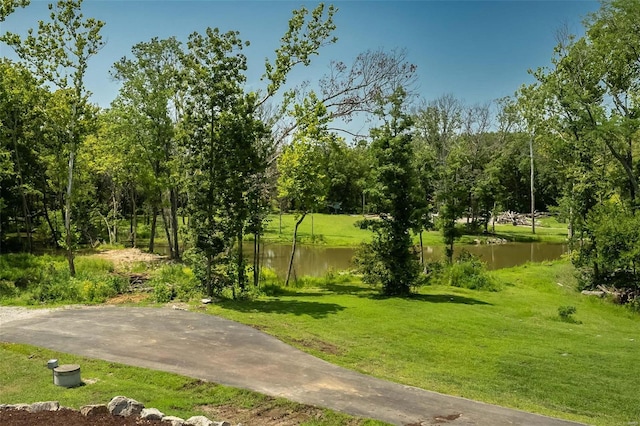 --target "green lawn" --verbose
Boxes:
[202,261,639,426]
[0,342,386,426]
[260,213,568,247]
